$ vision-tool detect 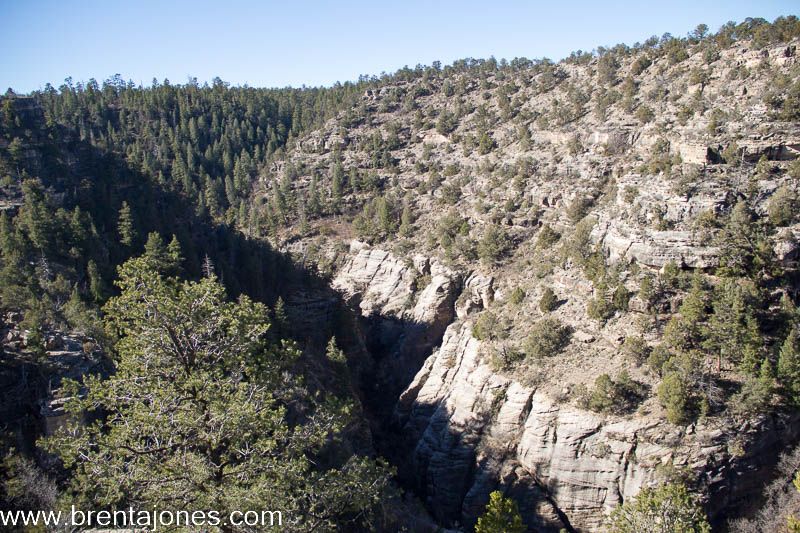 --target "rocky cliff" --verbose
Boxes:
[323,242,799,530]
[265,31,800,531]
